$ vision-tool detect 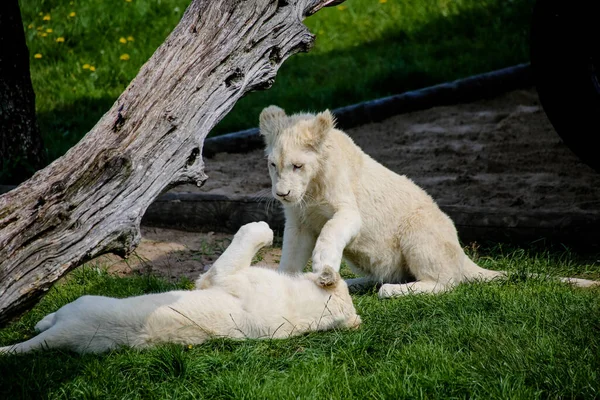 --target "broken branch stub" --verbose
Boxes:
[0,0,344,326]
